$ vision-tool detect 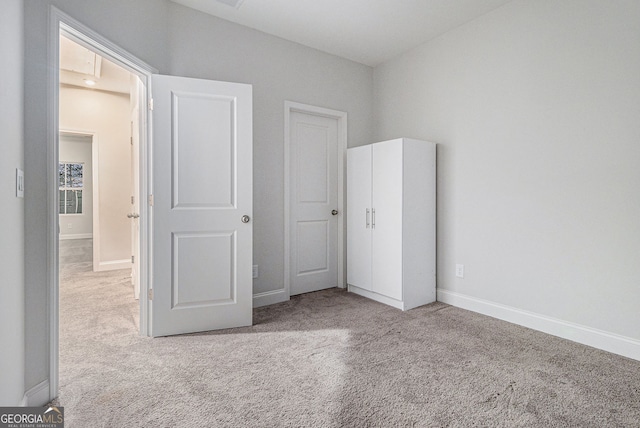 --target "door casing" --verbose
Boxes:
[282,101,347,303]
